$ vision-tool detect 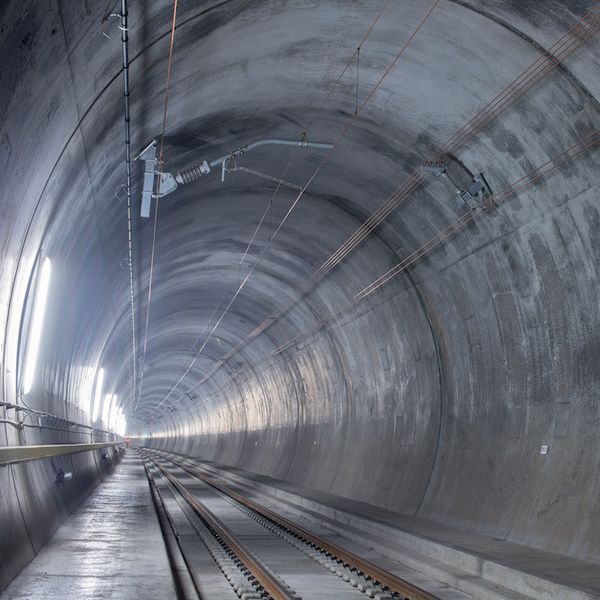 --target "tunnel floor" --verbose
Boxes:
[5,450,600,600]
[2,455,177,600]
